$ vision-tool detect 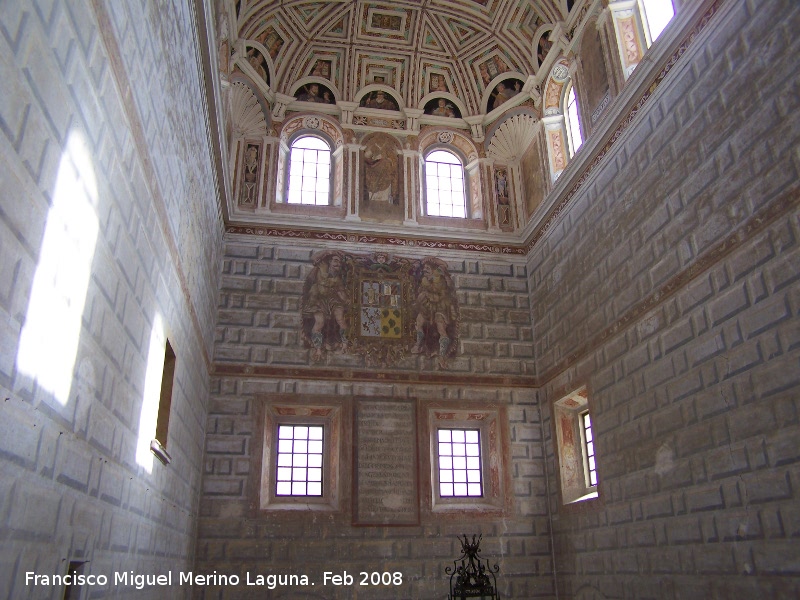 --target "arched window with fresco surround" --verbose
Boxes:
[423,148,468,218]
[286,134,332,206]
